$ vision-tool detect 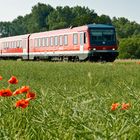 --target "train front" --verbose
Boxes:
[88,24,119,62]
